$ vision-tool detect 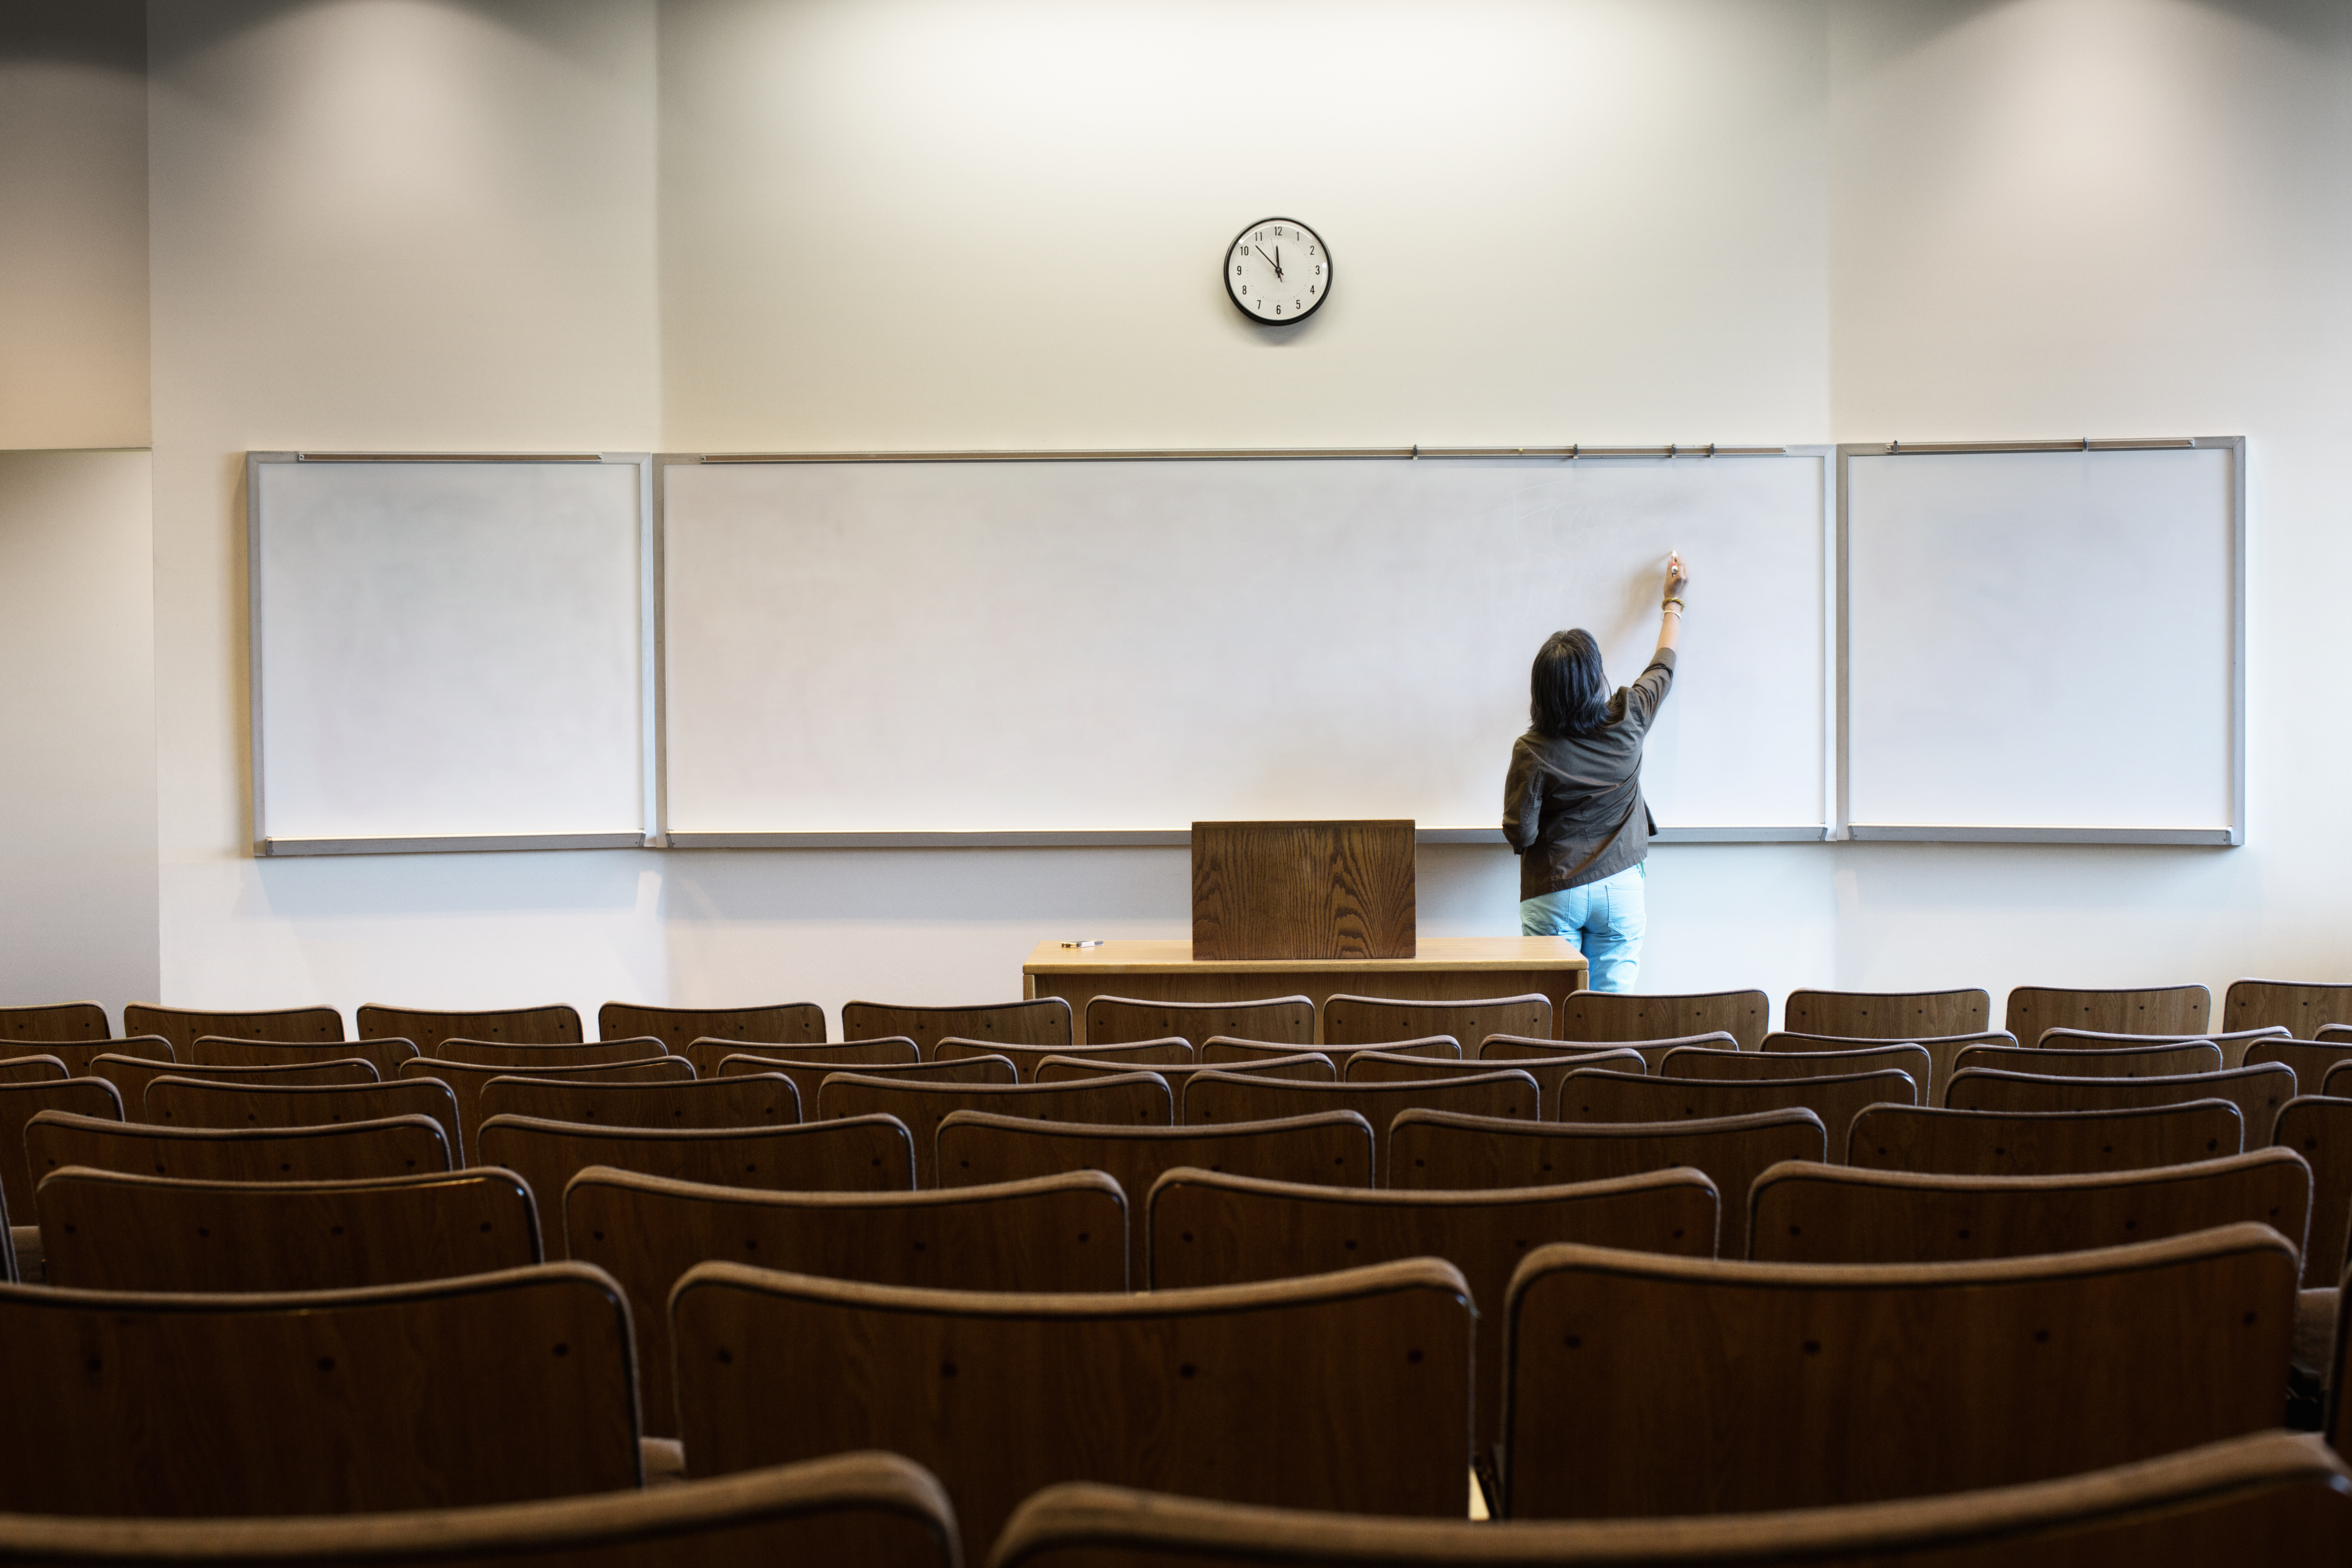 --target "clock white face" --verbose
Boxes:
[1226,218,1330,323]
